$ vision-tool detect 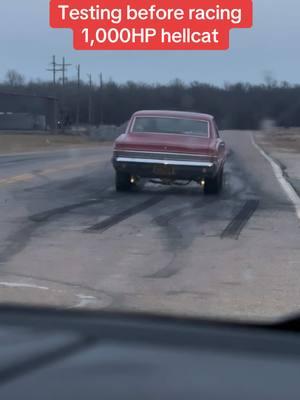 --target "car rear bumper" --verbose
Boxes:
[112,153,219,180]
